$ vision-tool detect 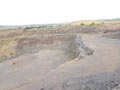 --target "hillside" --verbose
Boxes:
[0,20,120,90]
